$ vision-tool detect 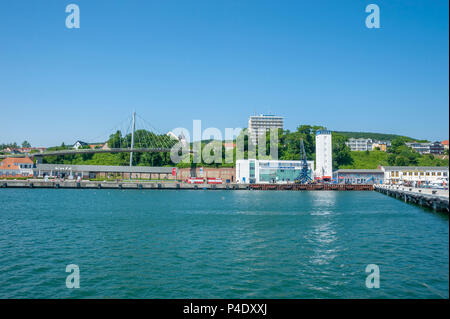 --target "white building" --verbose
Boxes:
[315,130,332,179]
[236,159,314,184]
[381,166,449,186]
[73,140,88,150]
[248,114,283,145]
[345,138,373,151]
[405,142,431,154]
